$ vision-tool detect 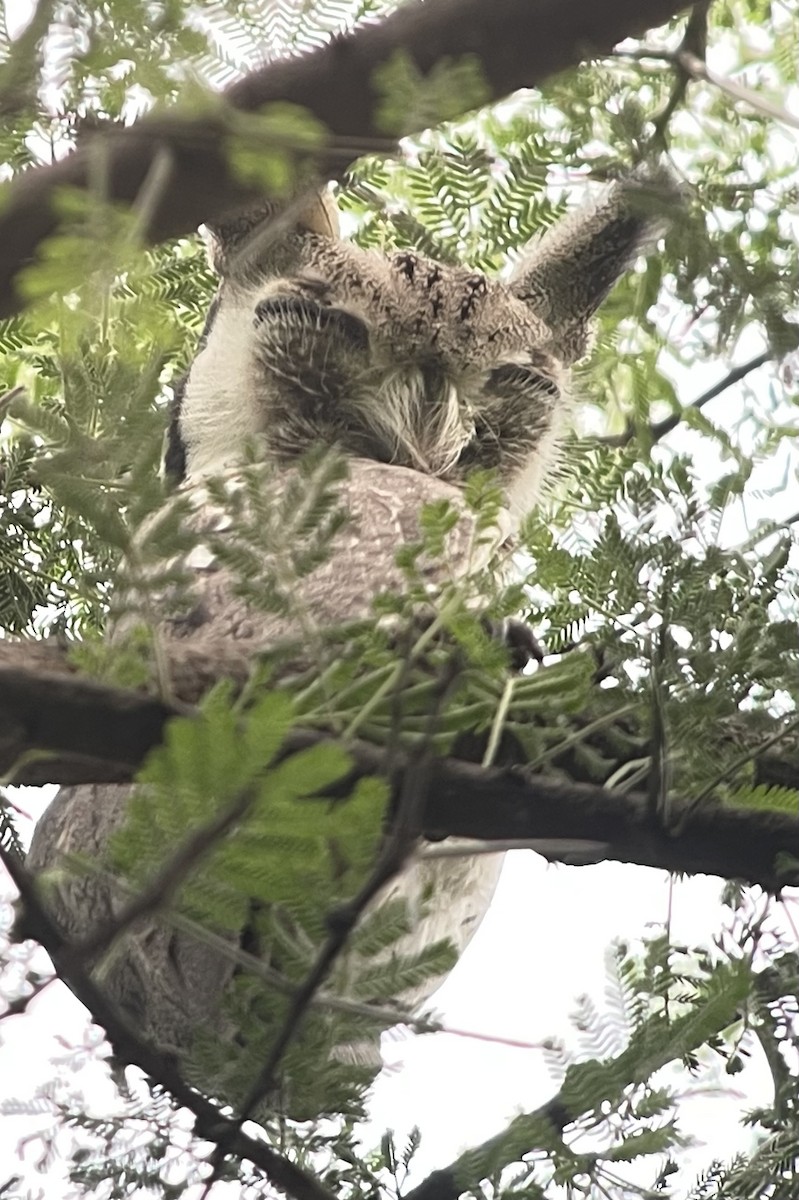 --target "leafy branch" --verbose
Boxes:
[0,0,694,318]
[2,639,799,889]
[404,956,751,1200]
[1,838,338,1200]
